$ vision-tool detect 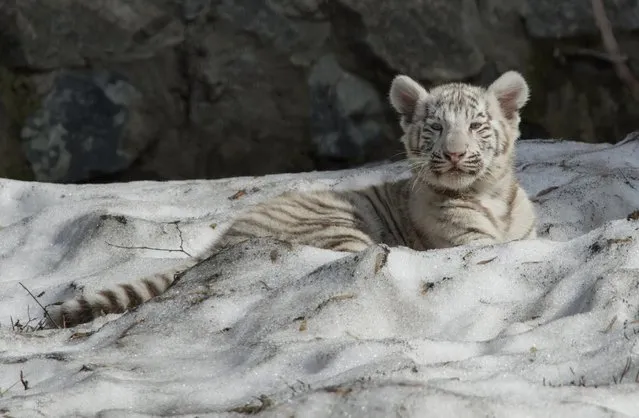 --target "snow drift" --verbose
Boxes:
[1,138,639,417]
